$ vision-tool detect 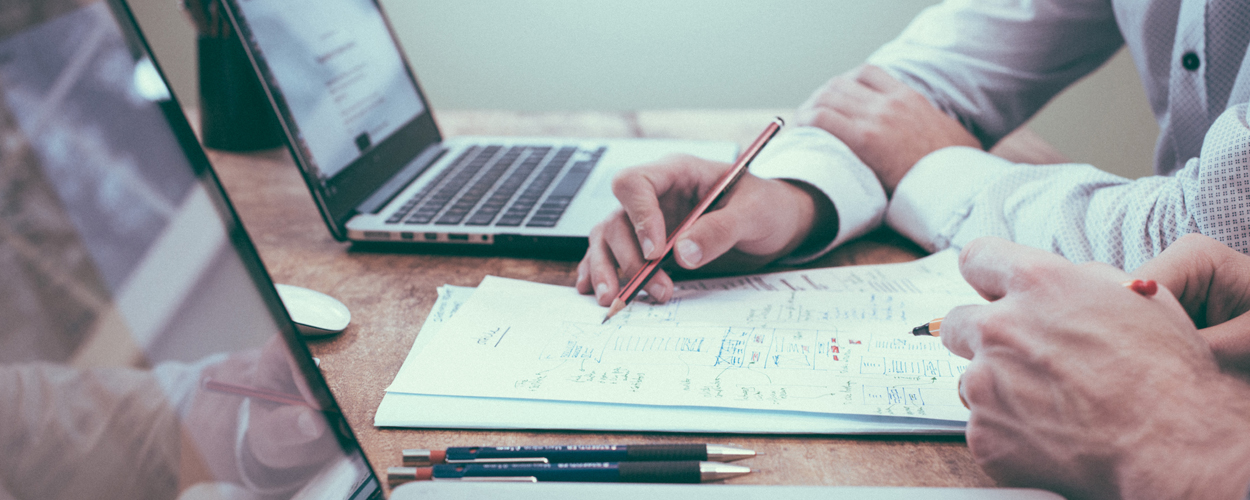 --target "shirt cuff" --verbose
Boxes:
[887,146,1012,252]
[749,126,887,264]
